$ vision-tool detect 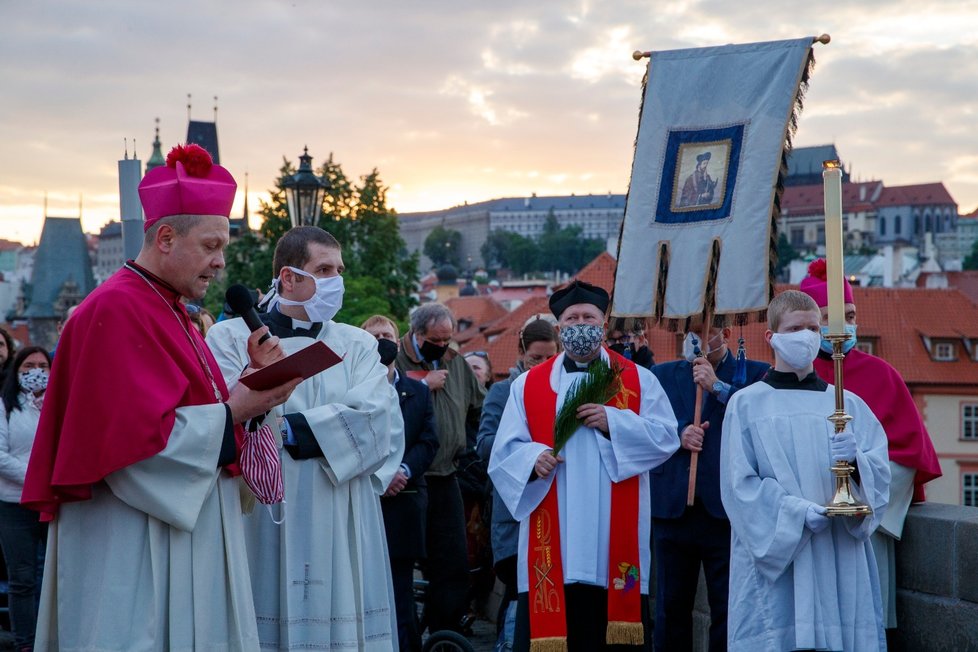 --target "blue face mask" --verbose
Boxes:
[819,324,857,355]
